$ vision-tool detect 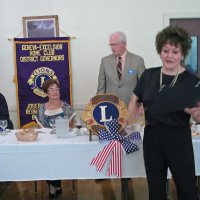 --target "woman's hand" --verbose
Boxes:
[185,102,200,123]
[127,94,141,125]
